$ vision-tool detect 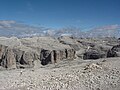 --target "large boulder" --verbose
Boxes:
[83,49,101,60]
[107,45,120,57]
[83,46,106,60]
